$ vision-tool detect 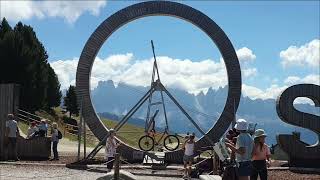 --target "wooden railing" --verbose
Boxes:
[17,109,97,140]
